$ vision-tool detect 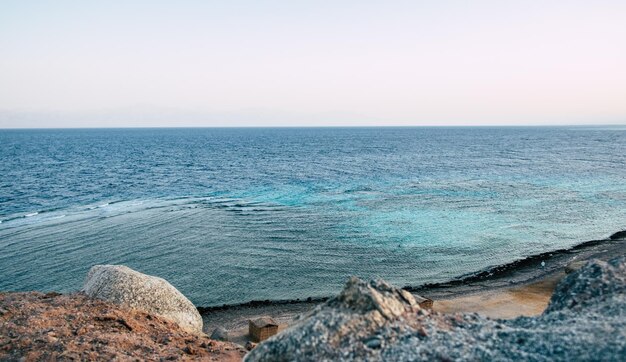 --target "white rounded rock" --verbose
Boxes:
[82,265,202,333]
